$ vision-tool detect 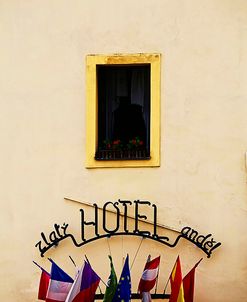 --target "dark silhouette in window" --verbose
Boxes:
[113,96,146,145]
[96,65,150,160]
